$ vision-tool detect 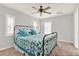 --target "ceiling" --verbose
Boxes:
[0,3,78,19]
